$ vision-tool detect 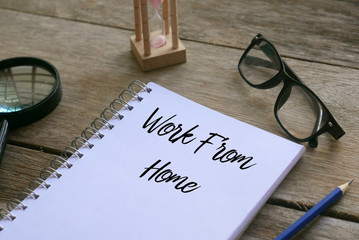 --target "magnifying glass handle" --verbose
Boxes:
[0,119,9,165]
